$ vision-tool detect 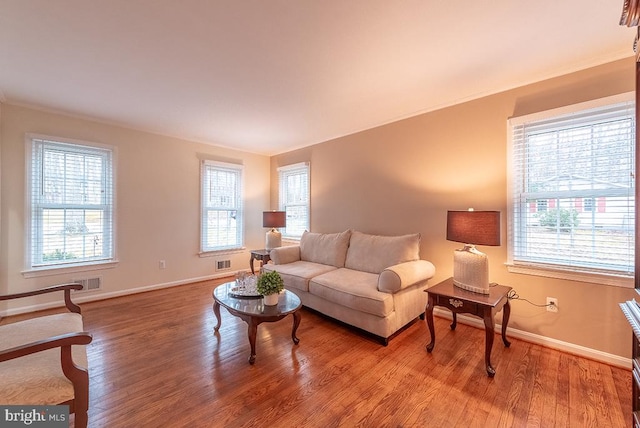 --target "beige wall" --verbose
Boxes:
[272,57,639,359]
[0,104,270,312]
